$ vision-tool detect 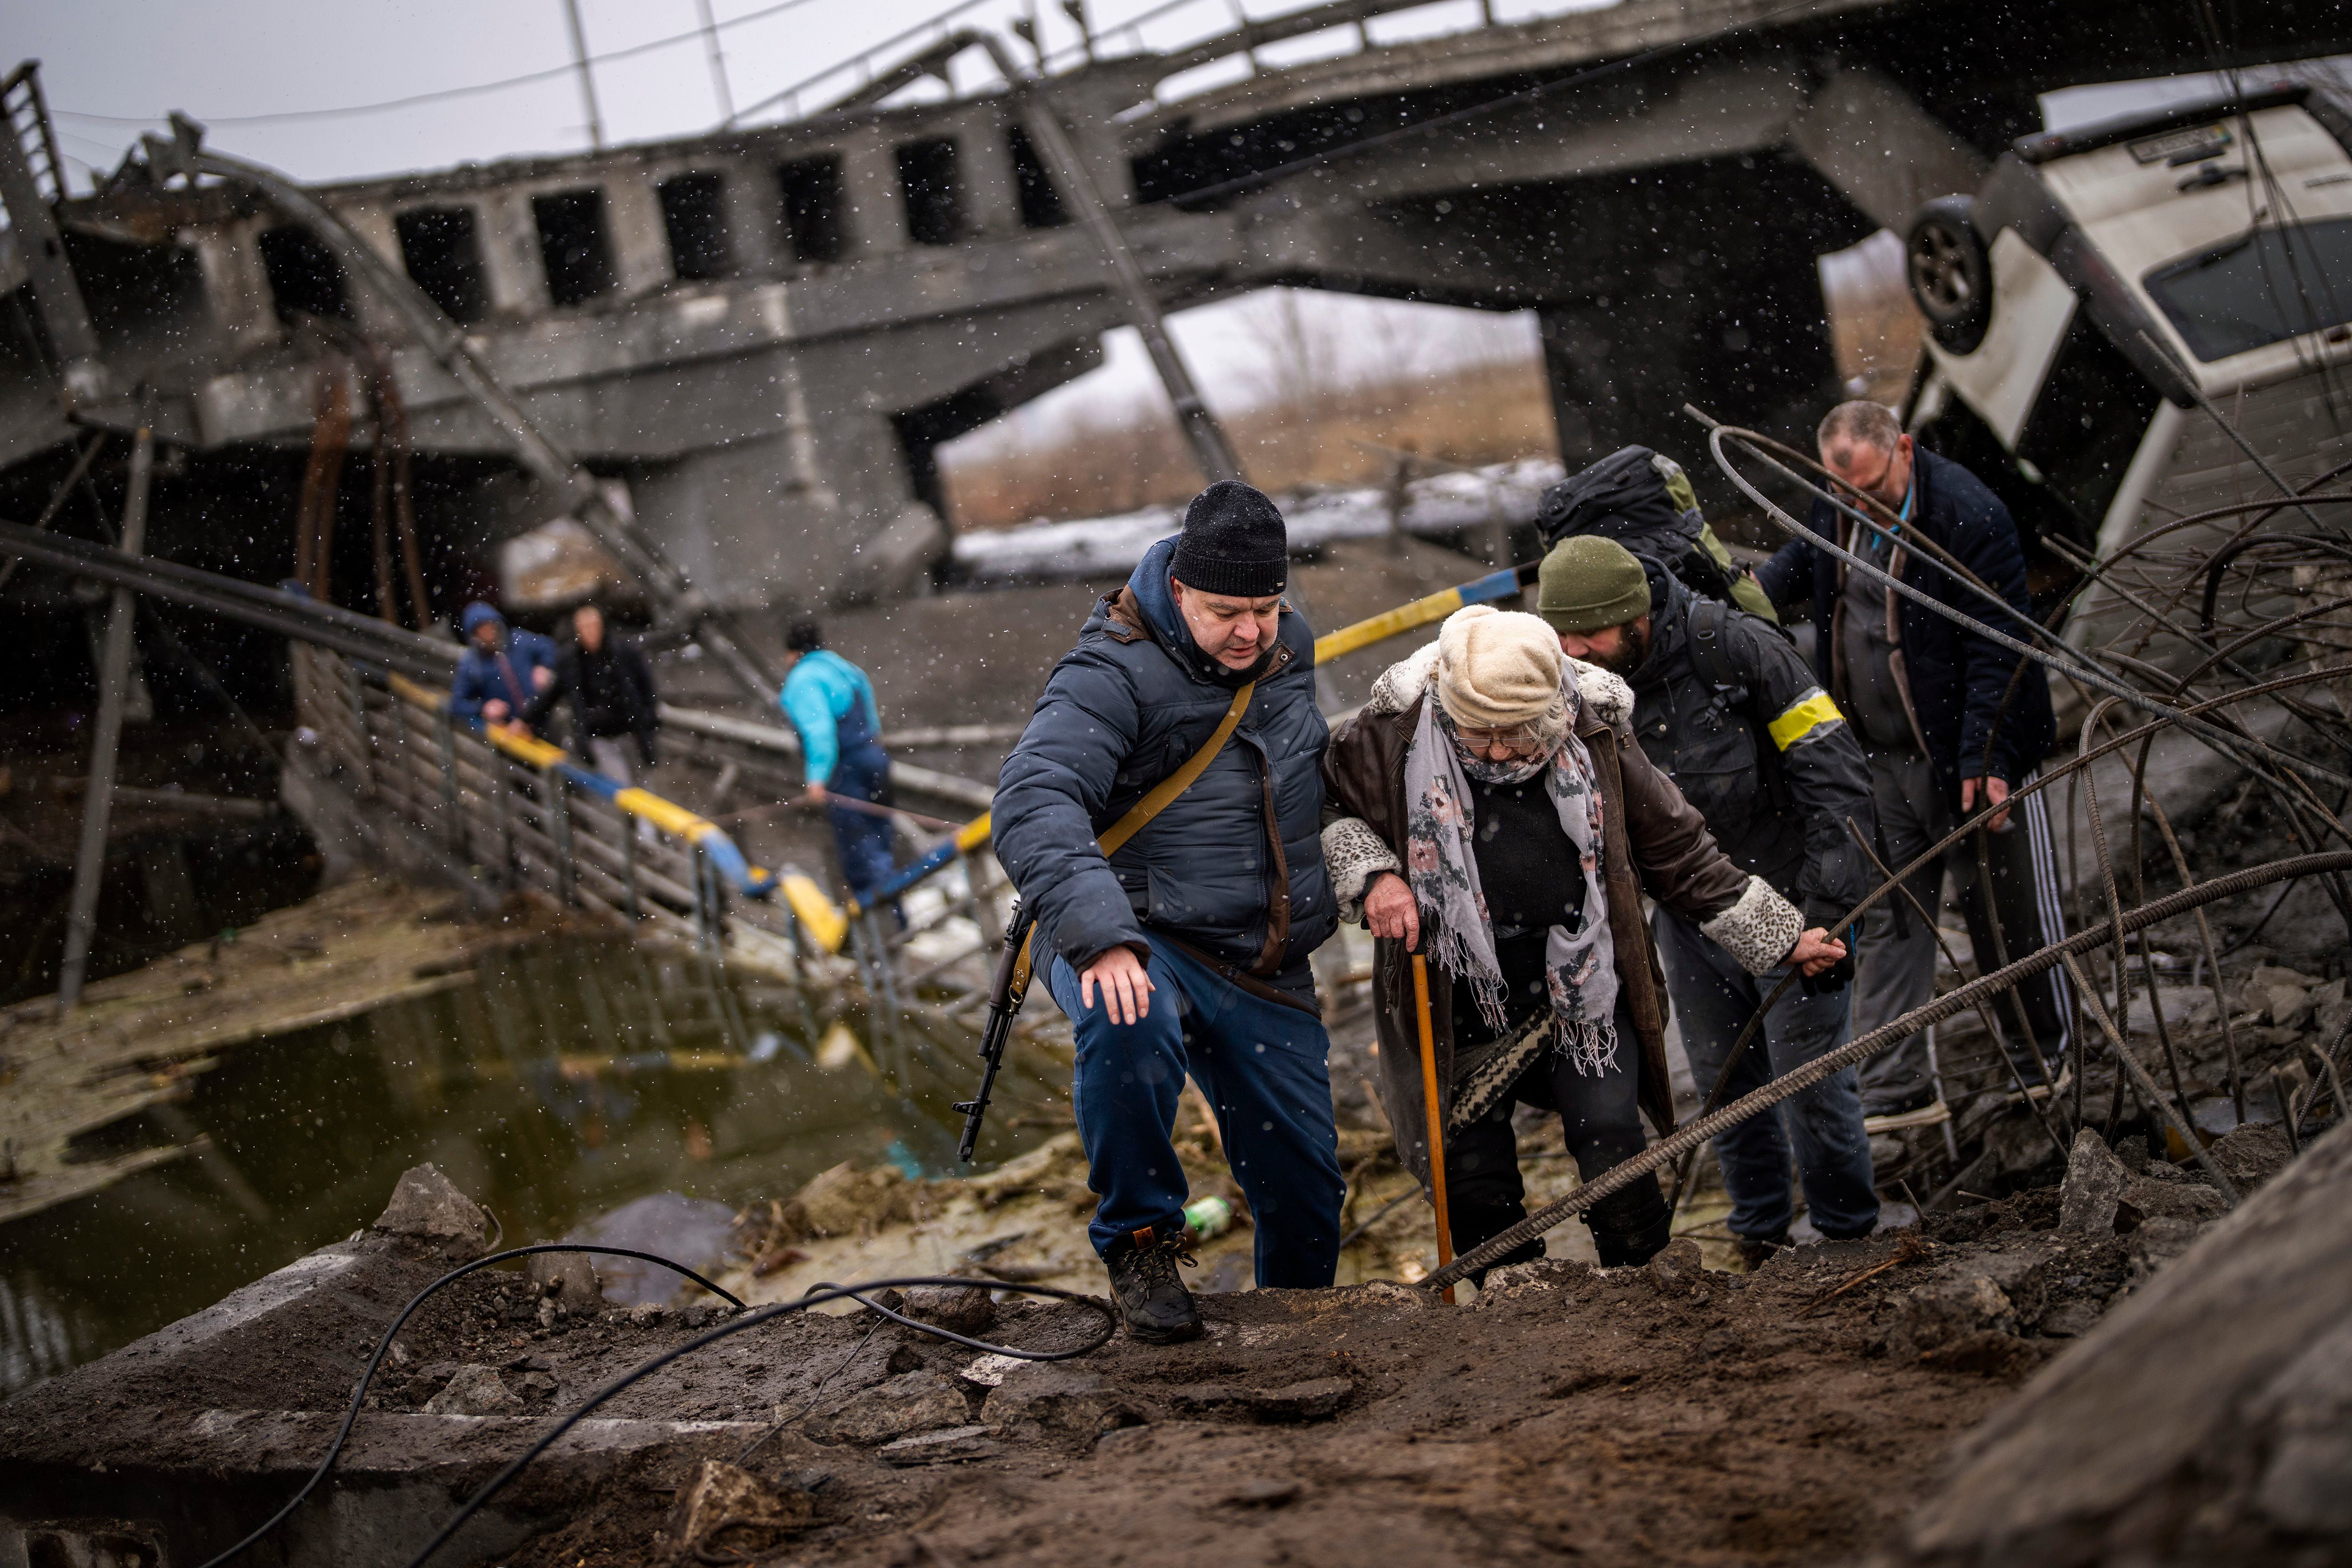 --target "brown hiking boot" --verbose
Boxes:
[1104,1225,1201,1344]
